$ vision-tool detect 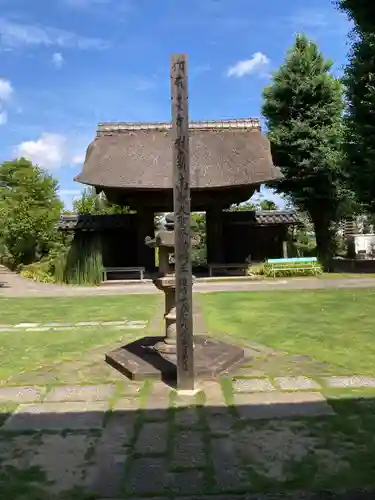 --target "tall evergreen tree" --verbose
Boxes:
[262,34,348,268]
[337,1,375,212]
